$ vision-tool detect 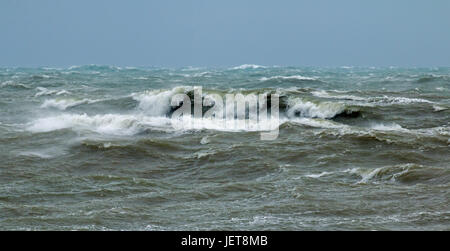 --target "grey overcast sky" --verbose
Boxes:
[1,0,450,67]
